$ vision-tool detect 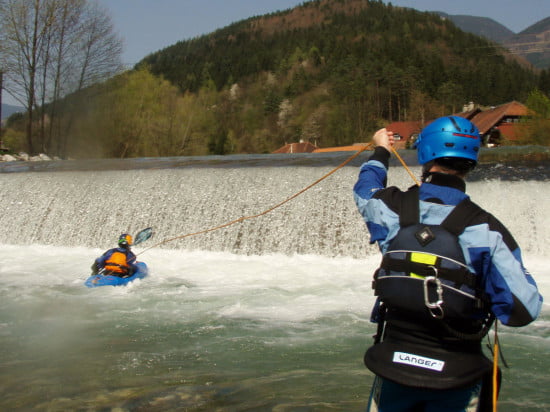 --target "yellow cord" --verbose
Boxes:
[138,142,422,255]
[390,146,421,186]
[138,143,373,254]
[493,321,499,412]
